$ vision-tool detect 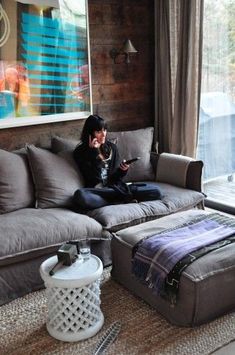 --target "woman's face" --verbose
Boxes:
[93,128,107,144]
